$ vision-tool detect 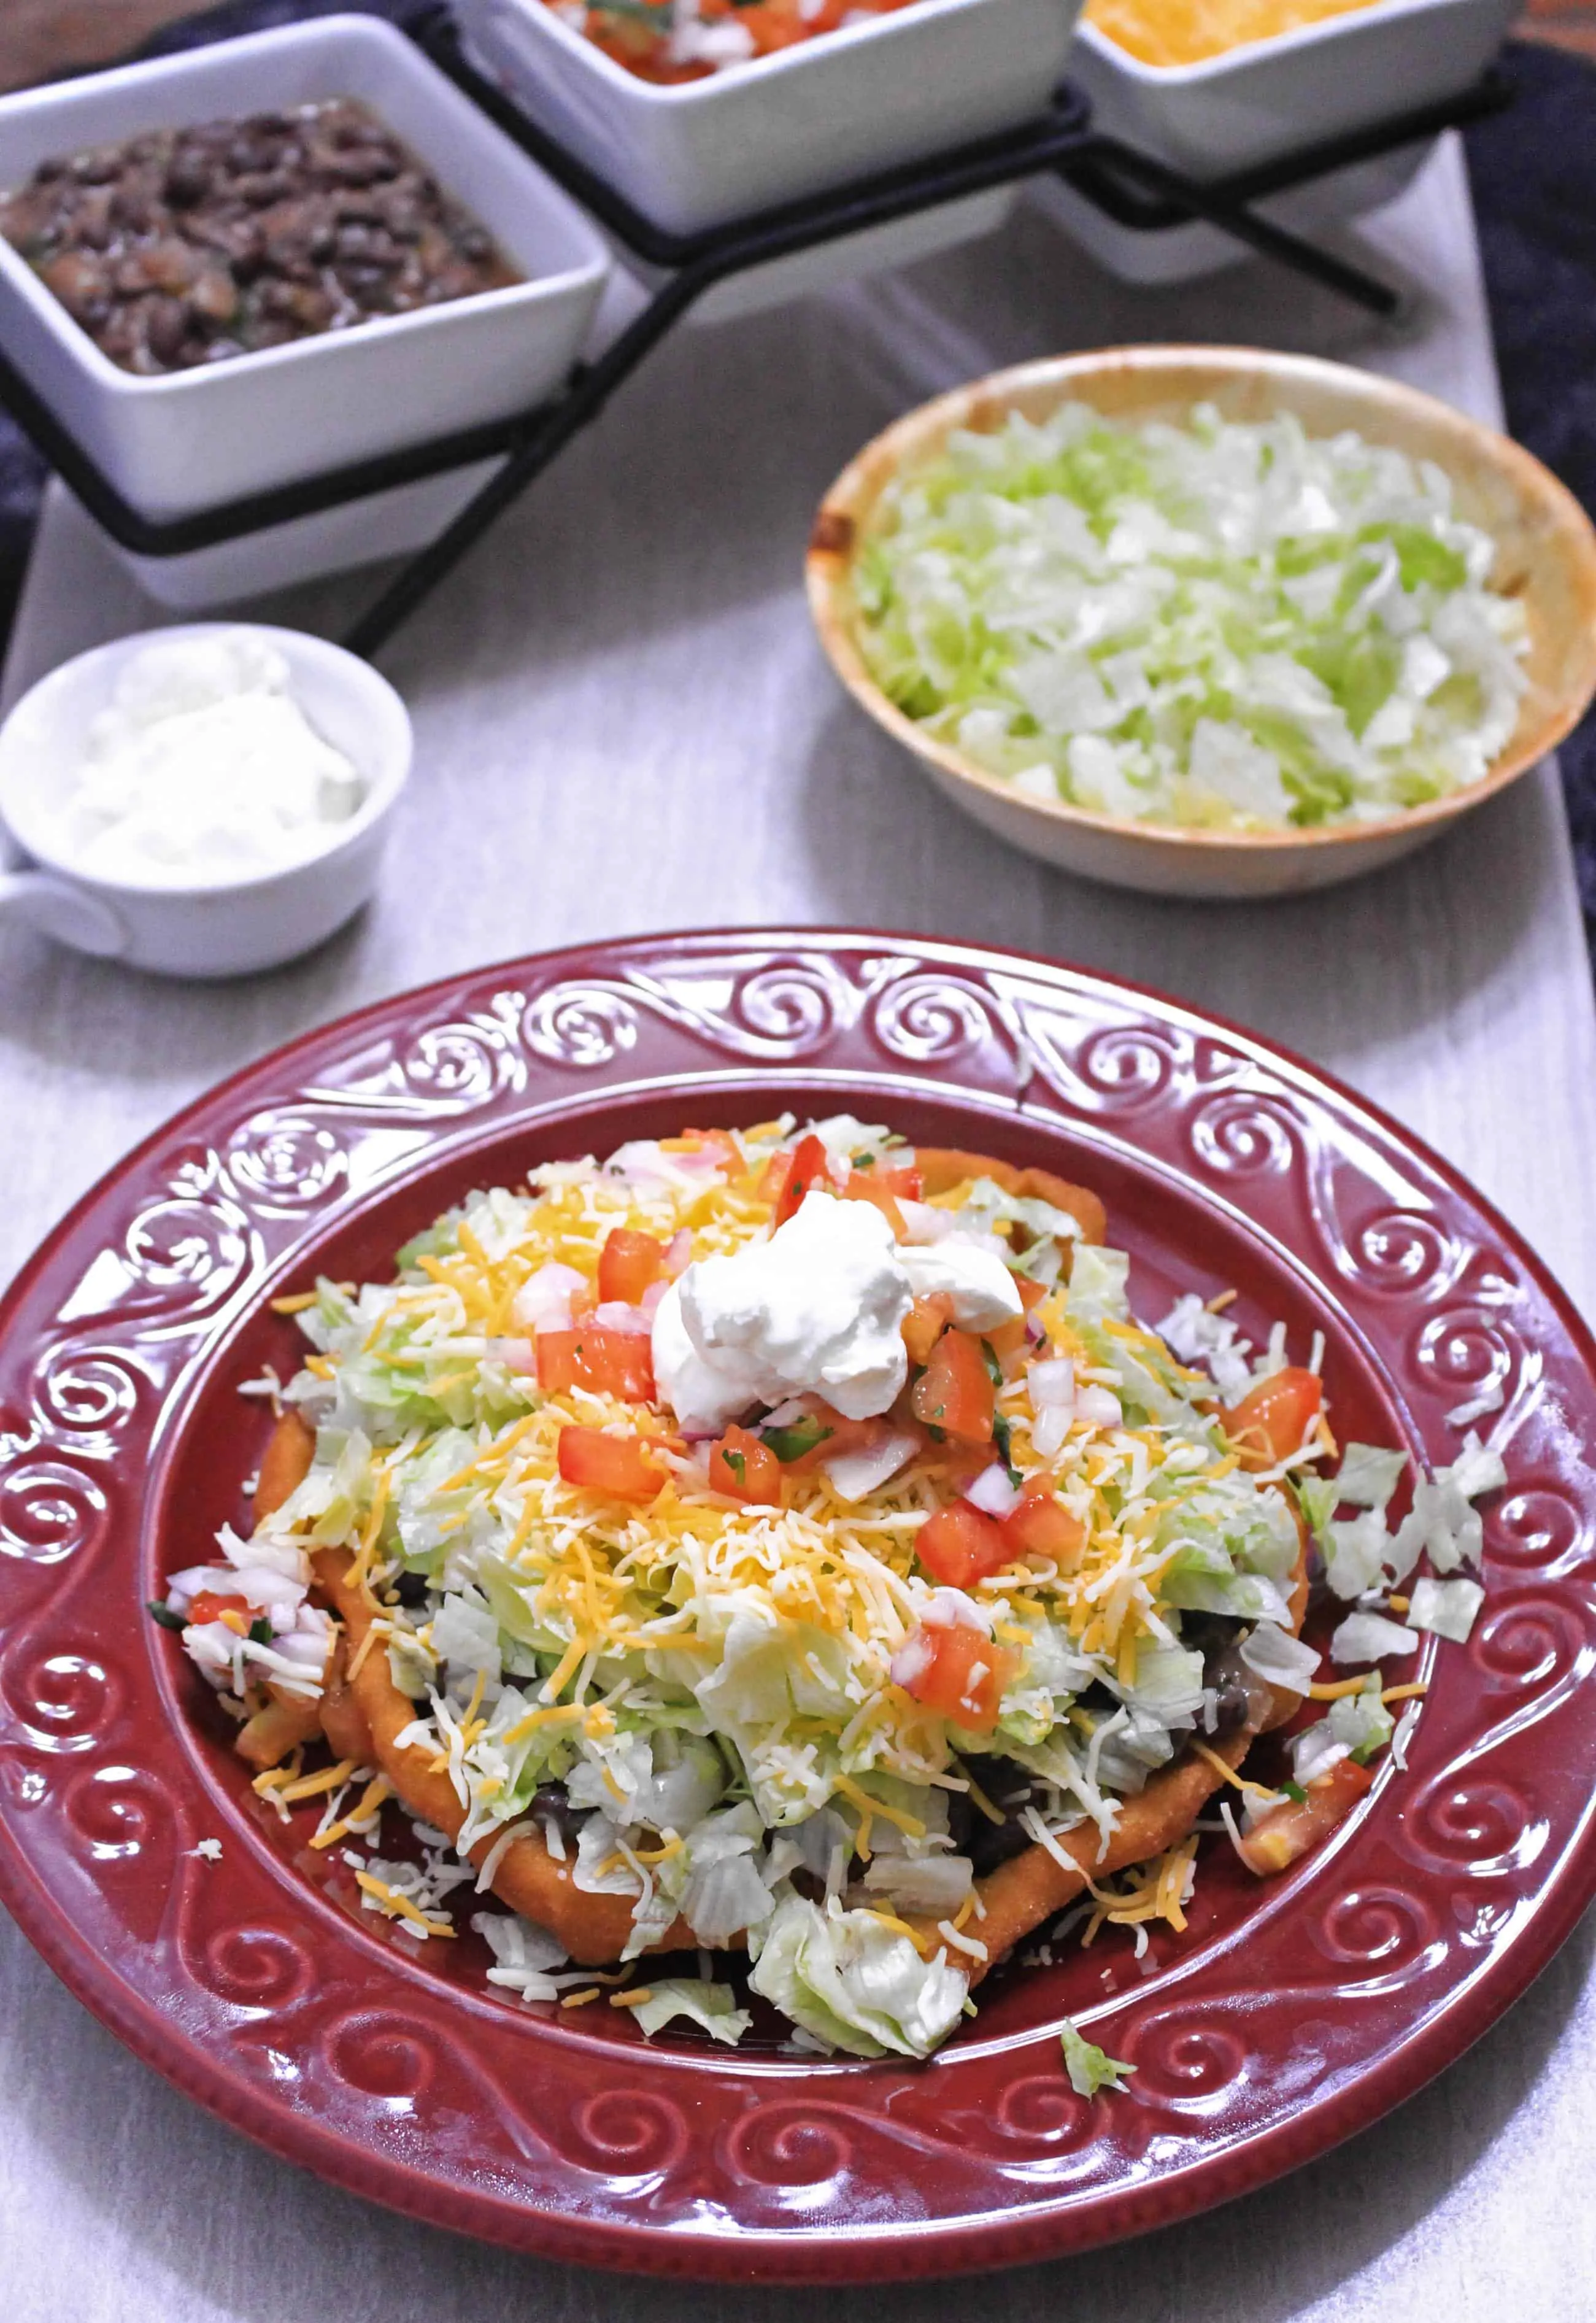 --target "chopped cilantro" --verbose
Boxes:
[992,1413,1022,1487]
[146,1599,187,1632]
[762,1417,831,1463]
[723,1450,746,1483]
[249,1616,274,1646]
[980,1339,1004,1388]
[1281,1779,1308,1805]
